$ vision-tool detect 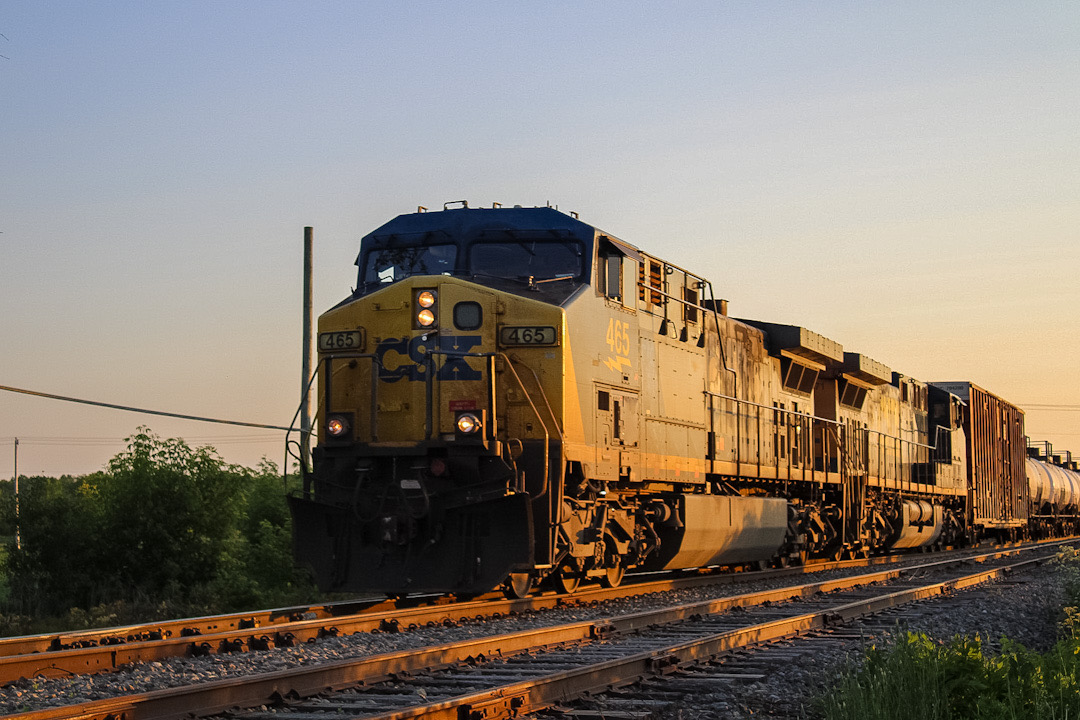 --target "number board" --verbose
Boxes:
[499,326,558,346]
[318,330,365,352]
